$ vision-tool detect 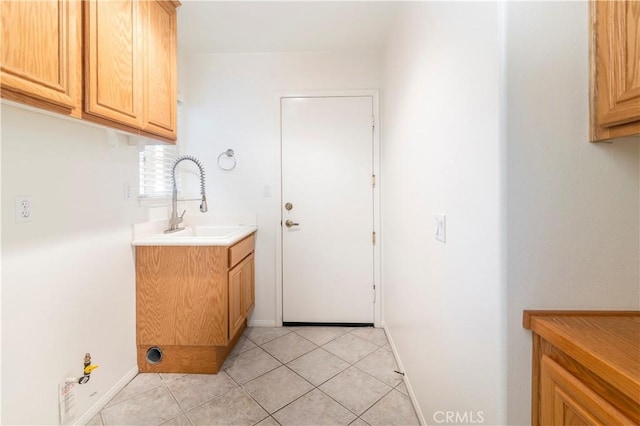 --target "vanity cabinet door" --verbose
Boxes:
[229,263,245,339]
[1,0,81,112]
[540,355,633,425]
[590,1,640,141]
[241,254,255,316]
[229,253,255,339]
